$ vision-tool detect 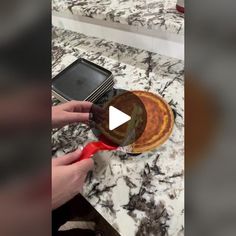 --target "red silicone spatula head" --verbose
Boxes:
[79,141,118,161]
